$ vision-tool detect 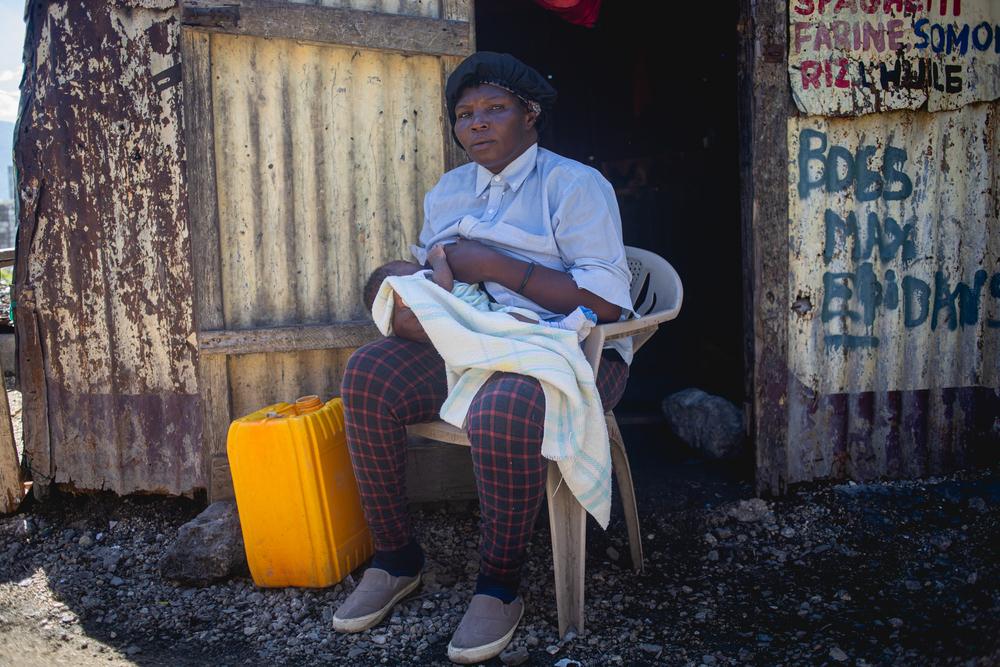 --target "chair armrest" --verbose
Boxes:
[582,308,681,375]
[596,308,679,341]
